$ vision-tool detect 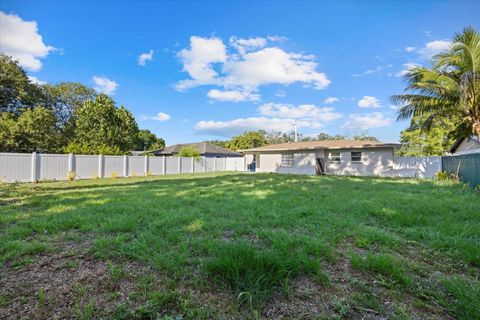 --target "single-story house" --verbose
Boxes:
[148,142,243,158]
[449,136,480,155]
[240,140,400,176]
